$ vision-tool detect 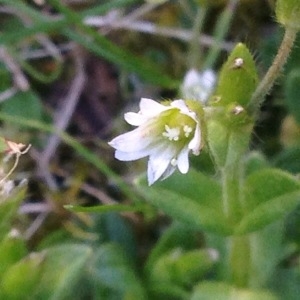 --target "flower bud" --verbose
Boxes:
[212,43,258,108]
[181,69,216,103]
